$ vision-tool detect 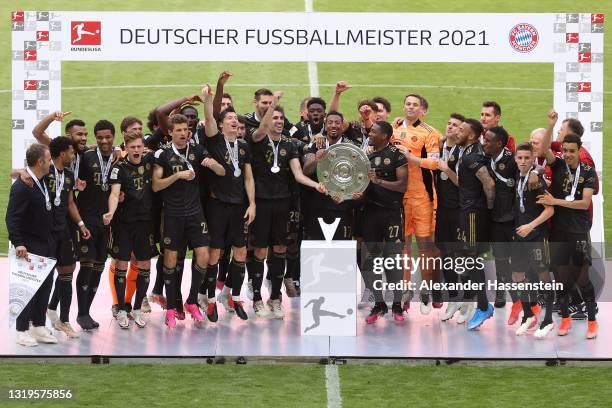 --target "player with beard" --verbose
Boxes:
[511,143,555,337]
[74,120,117,331]
[434,113,473,323]
[153,114,225,328]
[392,94,442,314]
[247,94,326,319]
[200,85,255,321]
[537,134,598,339]
[292,97,327,144]
[454,119,497,331]
[30,113,92,326]
[32,112,88,158]
[353,121,408,323]
[244,88,294,139]
[303,111,356,240]
[103,131,155,329]
[32,112,88,193]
